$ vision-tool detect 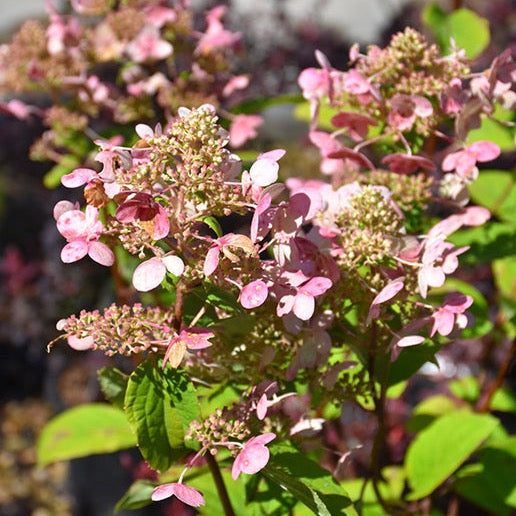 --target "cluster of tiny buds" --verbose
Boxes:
[54,304,174,356]
[186,410,250,453]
